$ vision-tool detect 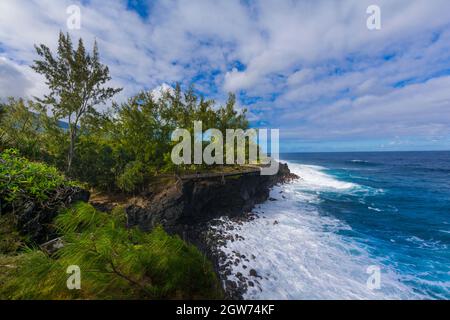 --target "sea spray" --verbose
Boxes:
[213,161,426,299]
